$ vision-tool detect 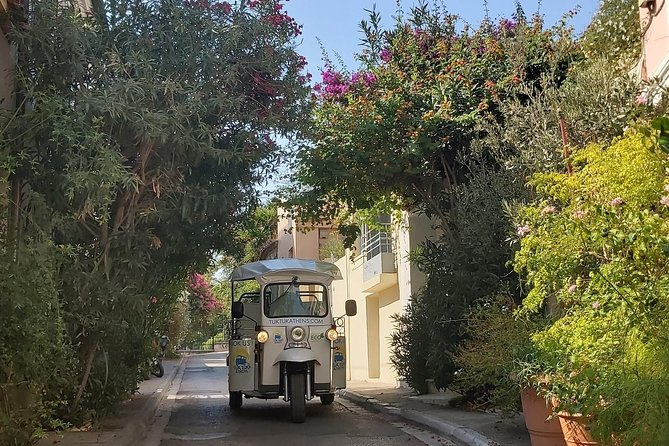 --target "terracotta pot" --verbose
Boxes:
[557,412,598,446]
[520,388,567,446]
